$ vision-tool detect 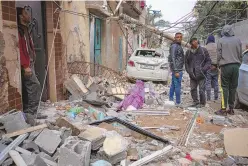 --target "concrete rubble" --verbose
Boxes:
[1,74,248,166]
